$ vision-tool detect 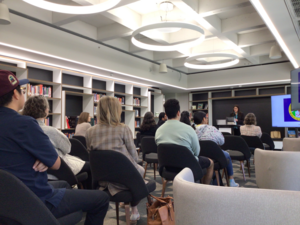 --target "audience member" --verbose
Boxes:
[22,95,92,189]
[140,112,157,136]
[240,113,262,138]
[0,70,109,225]
[156,112,167,128]
[180,110,195,130]
[155,99,214,184]
[194,111,239,187]
[85,96,144,222]
[75,112,91,136]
